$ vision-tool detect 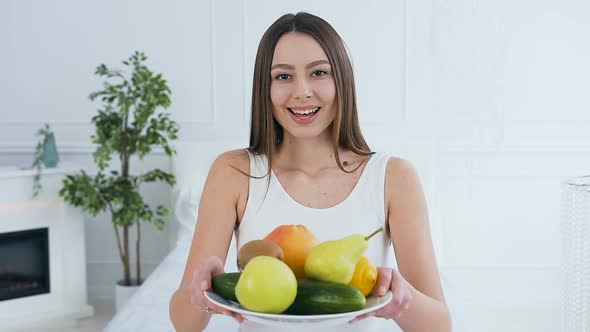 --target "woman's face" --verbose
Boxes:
[270,32,336,141]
